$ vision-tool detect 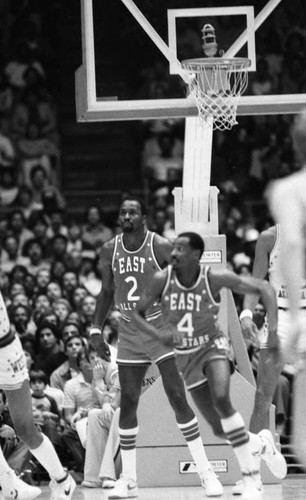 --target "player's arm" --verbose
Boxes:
[133,269,168,340]
[153,234,174,268]
[90,241,115,361]
[210,269,278,348]
[240,230,273,342]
